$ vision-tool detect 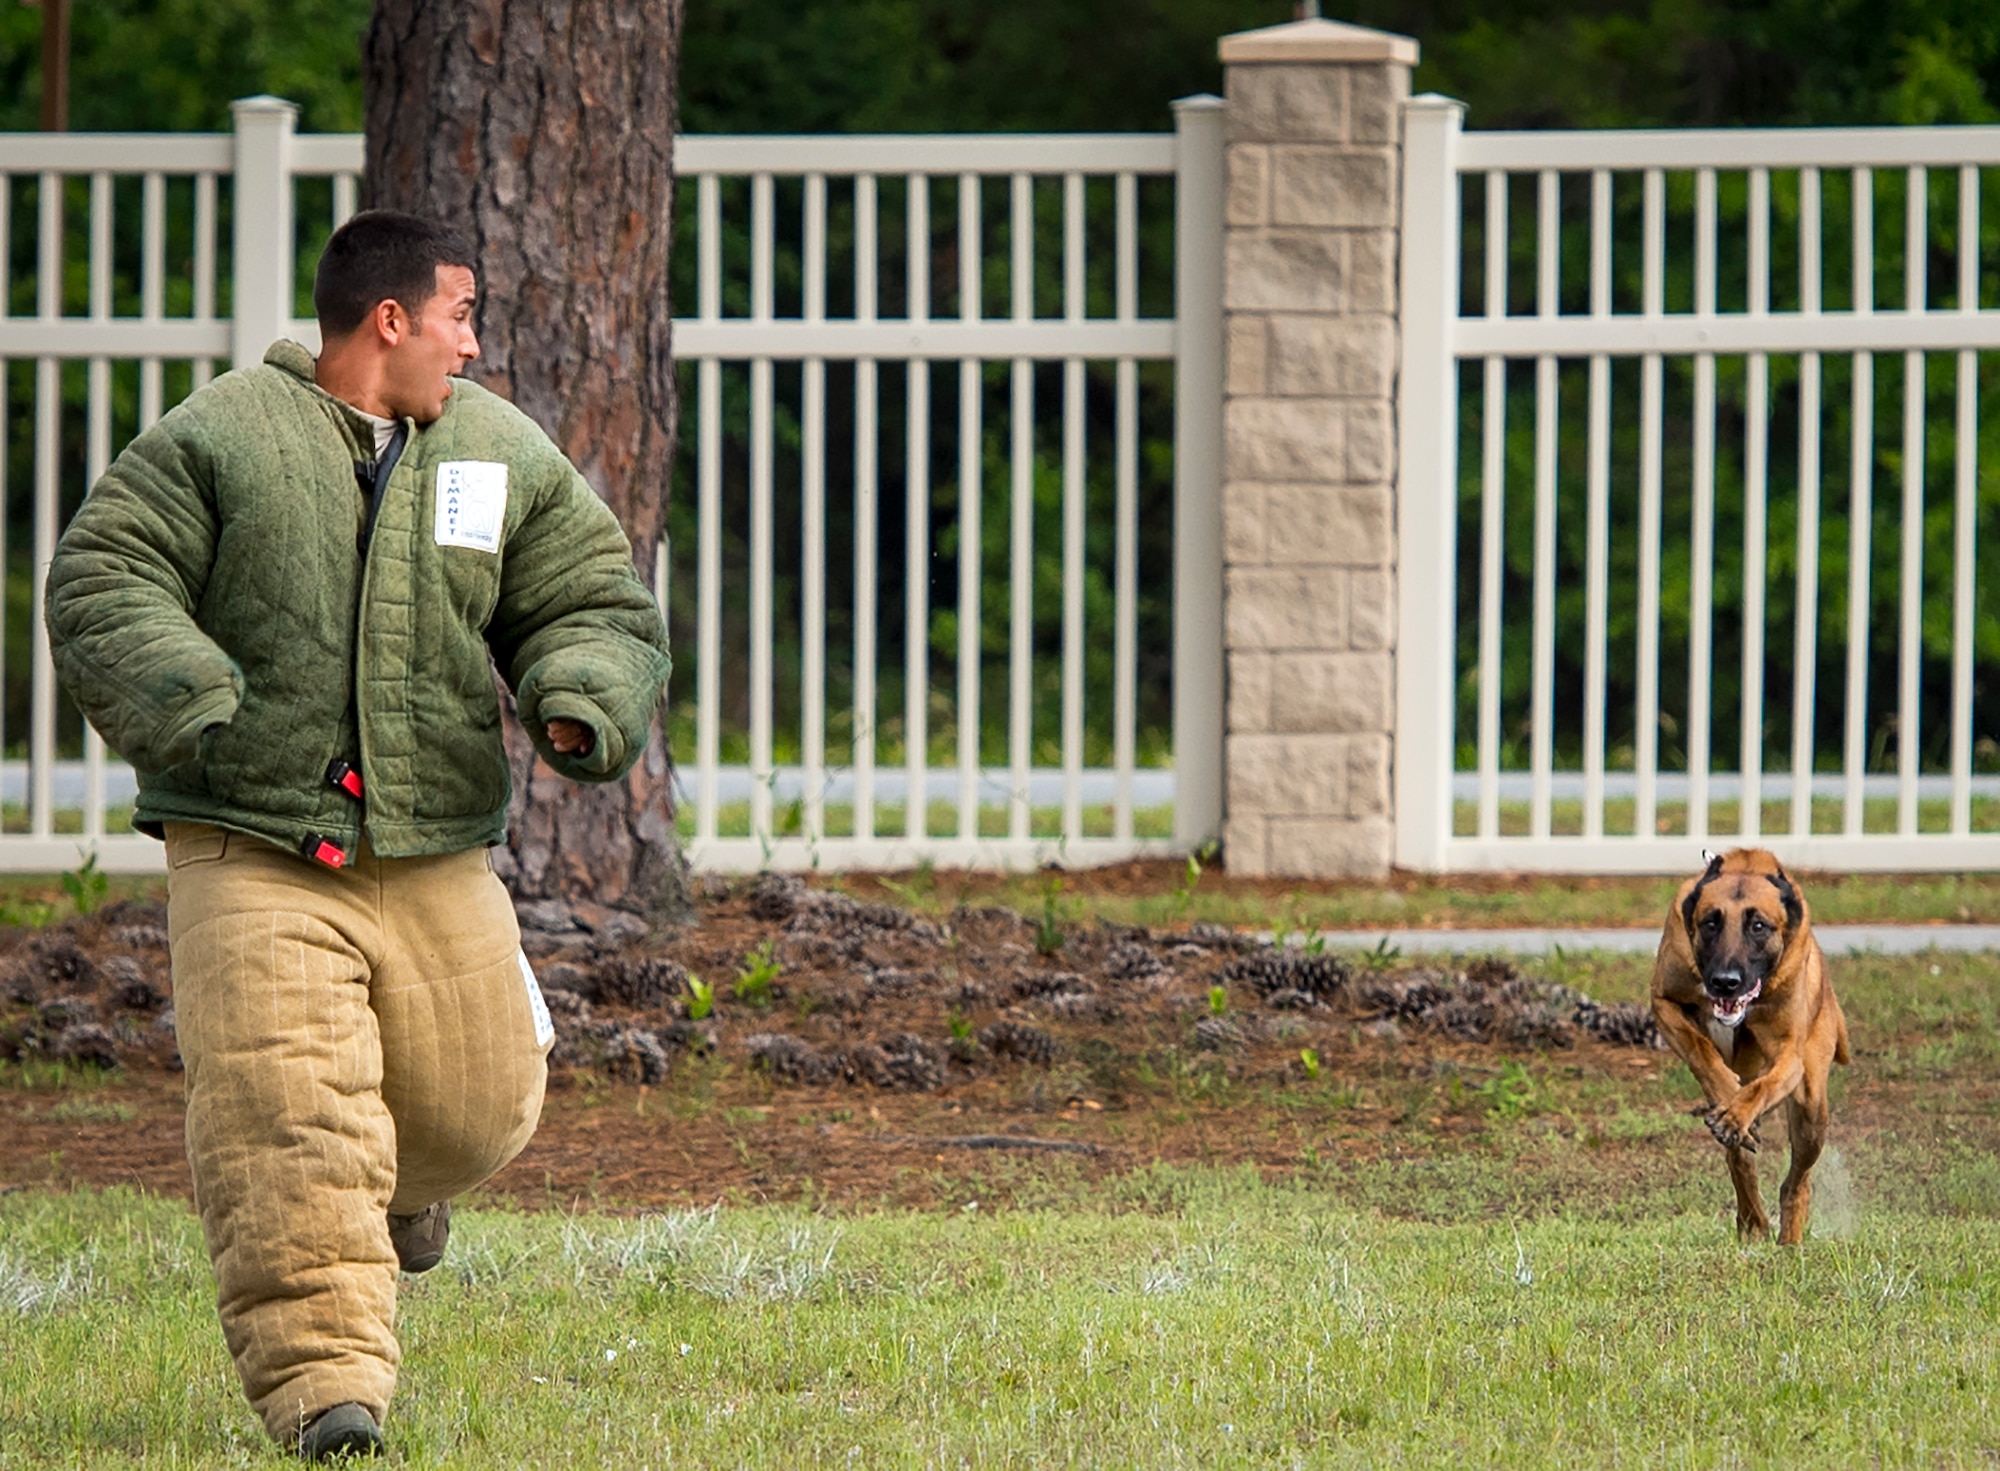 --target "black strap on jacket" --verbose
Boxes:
[353,423,409,556]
